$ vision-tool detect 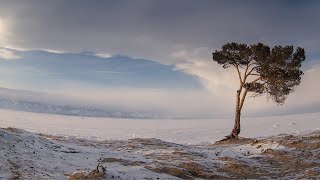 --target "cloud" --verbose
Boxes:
[40,49,65,54]
[94,52,112,58]
[0,16,11,44]
[173,47,238,95]
[173,46,320,116]
[0,48,20,60]
[0,0,319,64]
[0,48,202,90]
